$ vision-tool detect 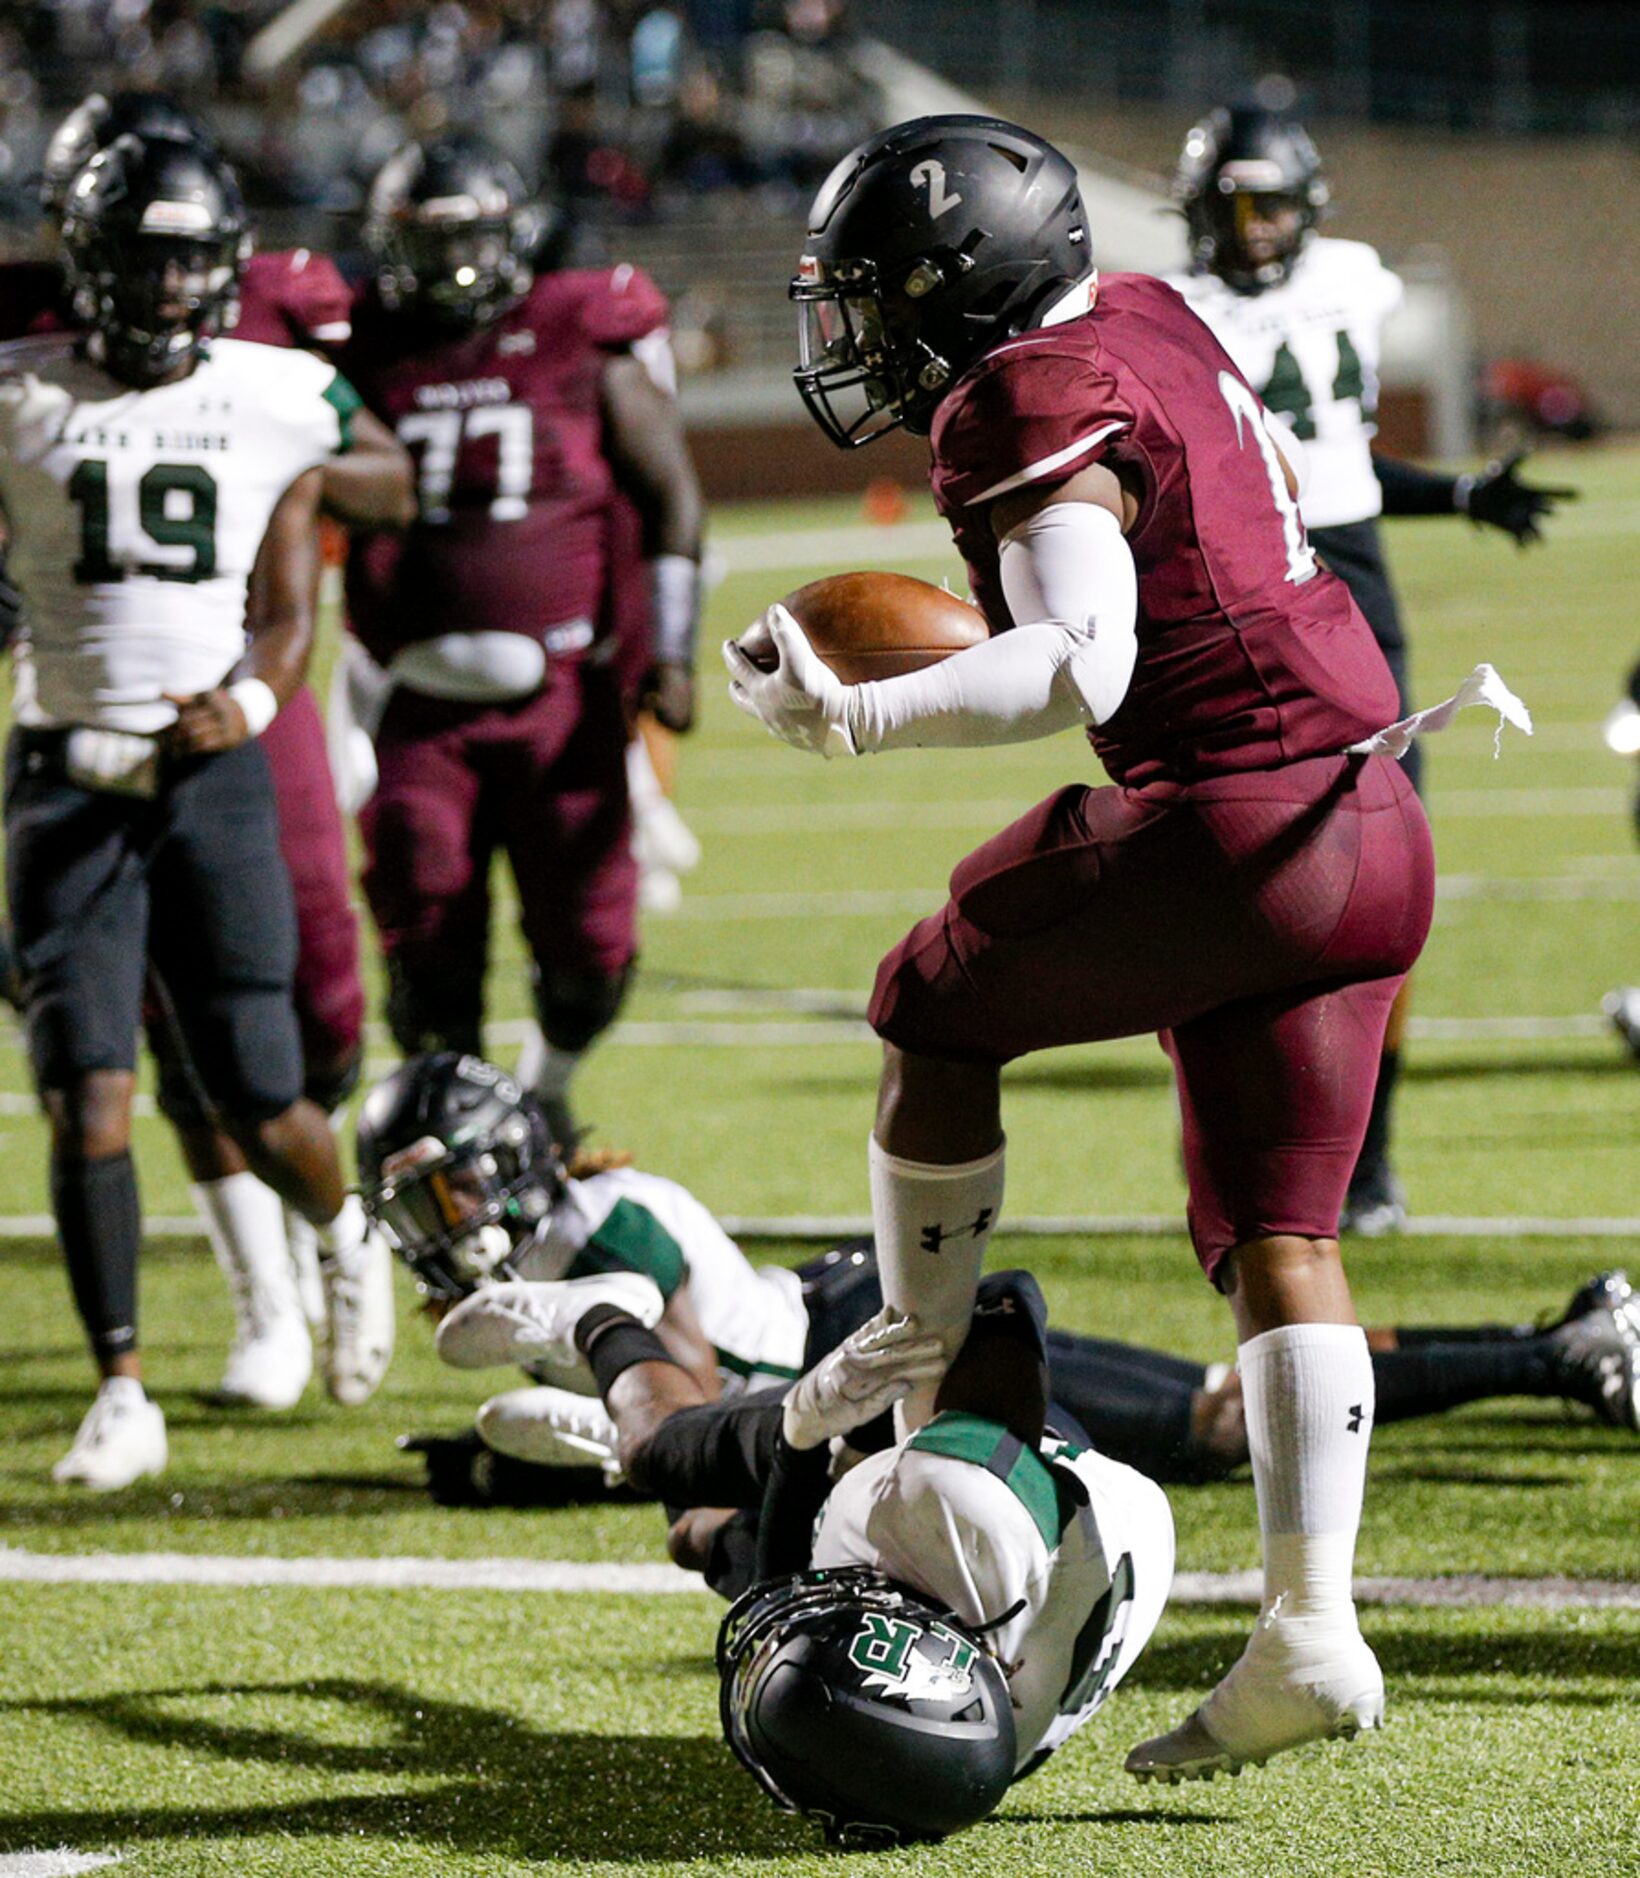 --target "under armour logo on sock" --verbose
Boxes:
[1346,1403,1365,1433]
[919,1207,994,1254]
